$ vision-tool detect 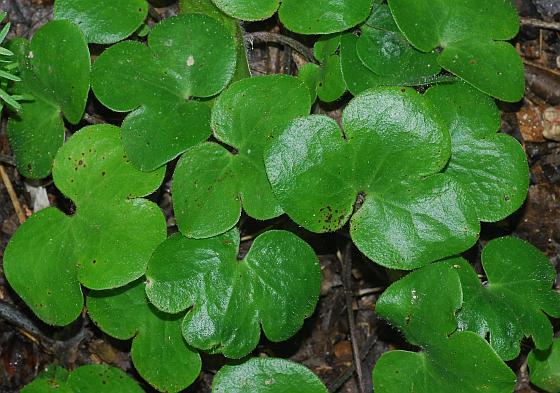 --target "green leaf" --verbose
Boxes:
[54,0,148,44]
[374,263,516,393]
[91,14,237,170]
[211,0,373,34]
[210,0,279,21]
[213,358,328,393]
[7,21,90,178]
[265,87,479,269]
[309,35,346,103]
[373,332,516,393]
[528,339,560,393]
[180,0,251,82]
[356,5,440,81]
[145,229,321,358]
[173,75,311,238]
[87,279,201,393]
[21,364,144,392]
[4,125,166,325]
[316,55,345,103]
[298,63,321,103]
[340,33,419,96]
[278,0,374,34]
[447,237,560,361]
[425,82,529,222]
[387,0,524,101]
